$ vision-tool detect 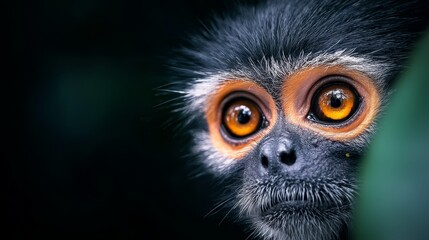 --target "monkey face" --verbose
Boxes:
[198,66,381,240]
